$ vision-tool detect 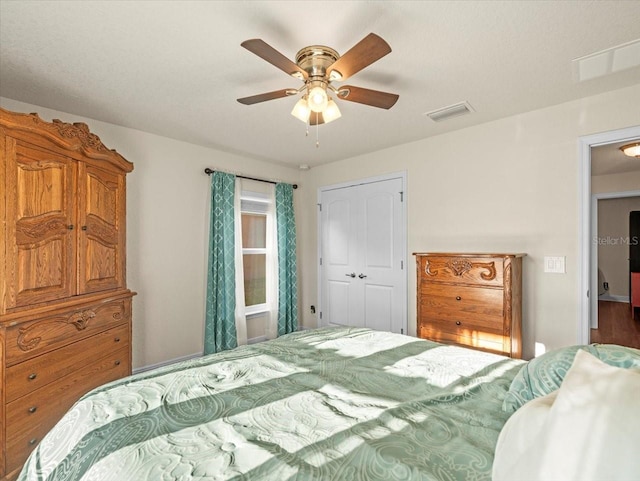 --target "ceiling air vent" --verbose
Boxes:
[424,101,474,122]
